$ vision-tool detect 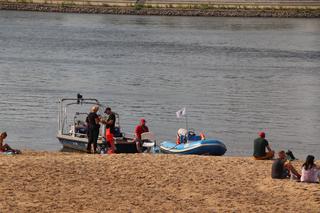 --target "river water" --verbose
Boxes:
[0,11,319,158]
